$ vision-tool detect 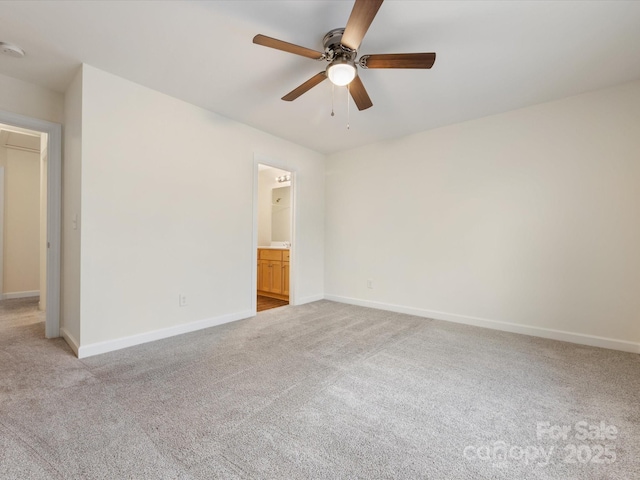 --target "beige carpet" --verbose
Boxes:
[1,297,639,479]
